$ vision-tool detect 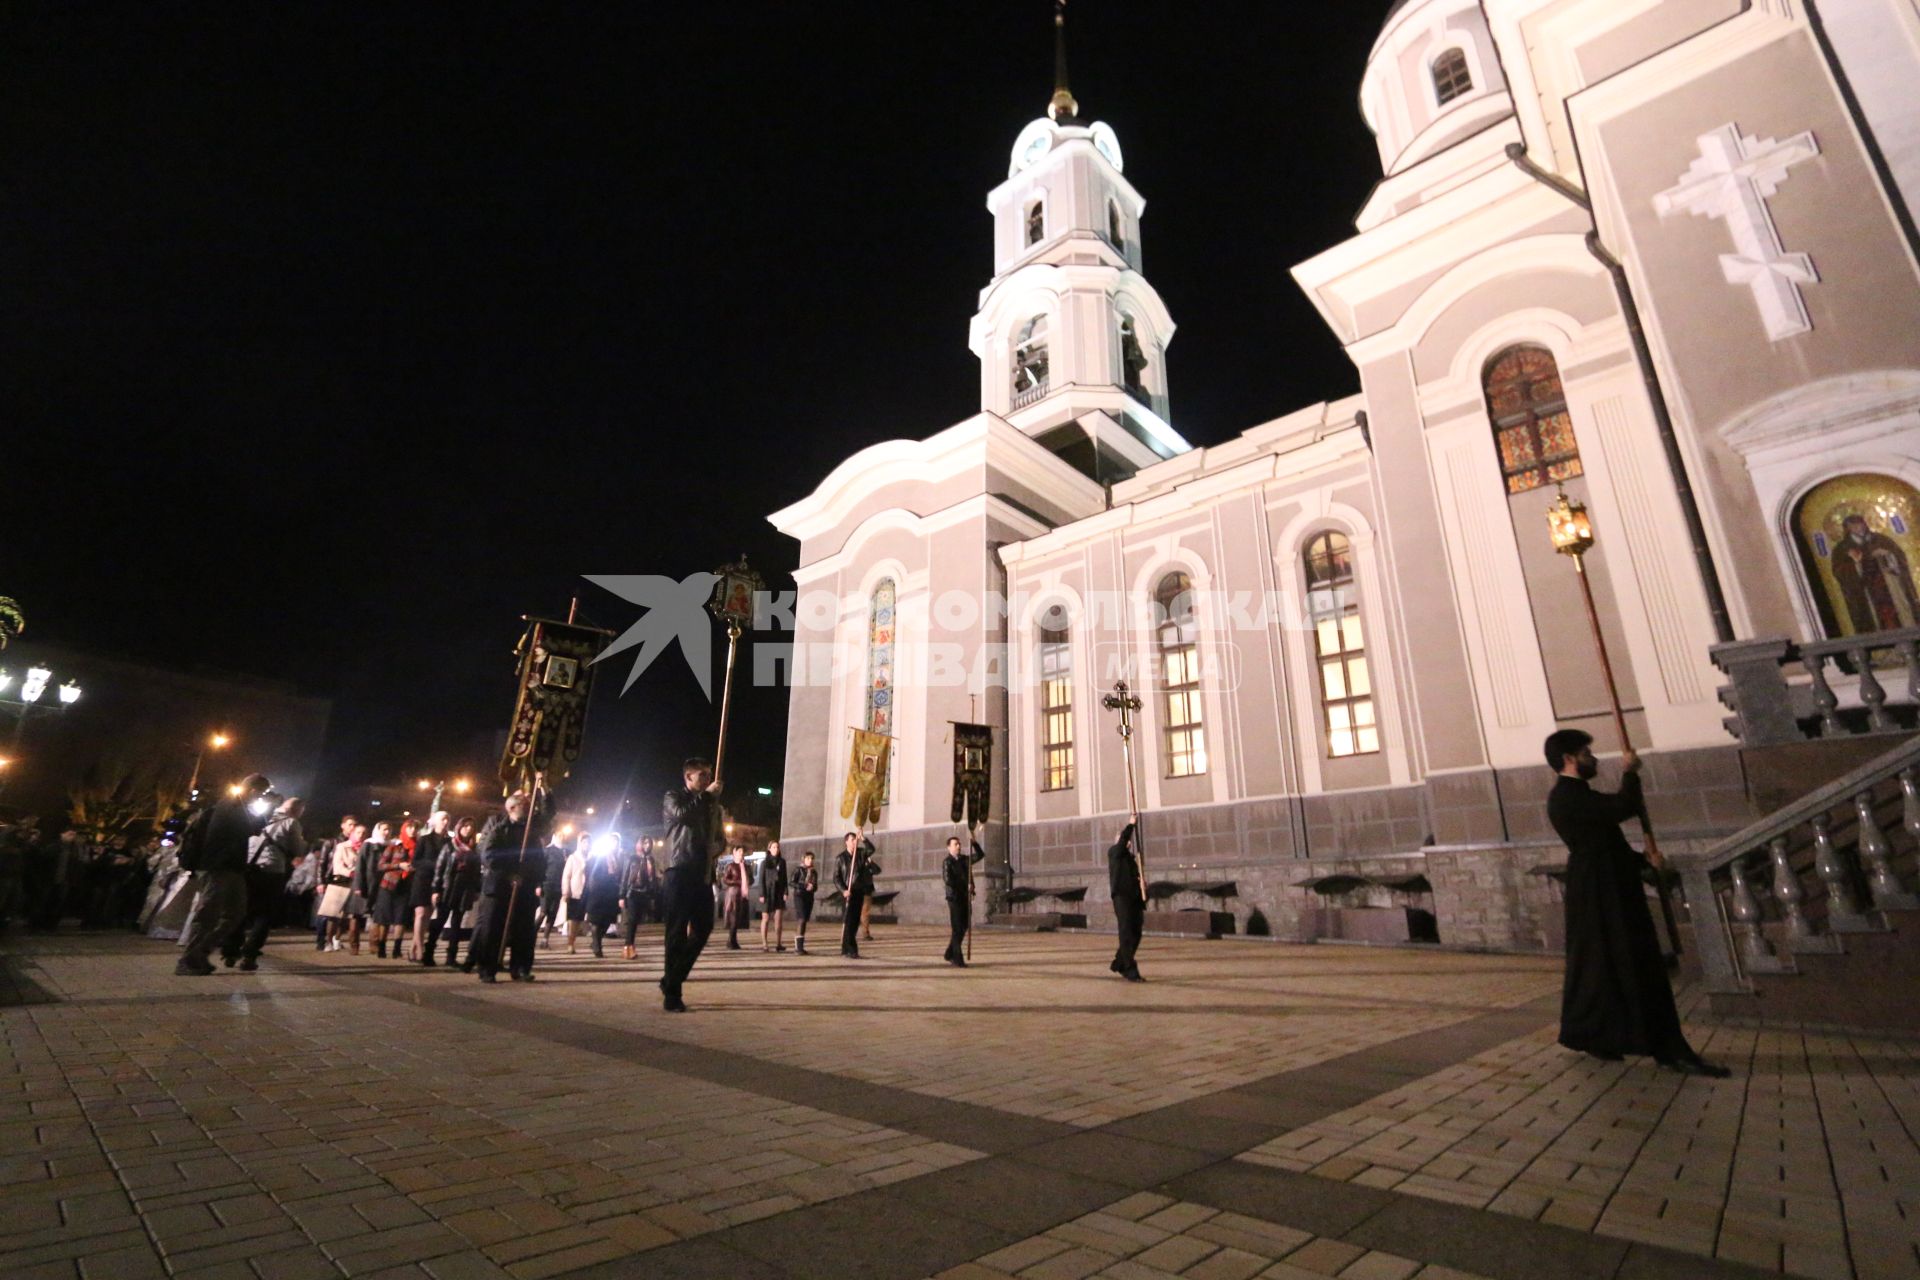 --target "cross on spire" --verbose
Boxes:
[1048,0,1079,121]
[1653,122,1821,342]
